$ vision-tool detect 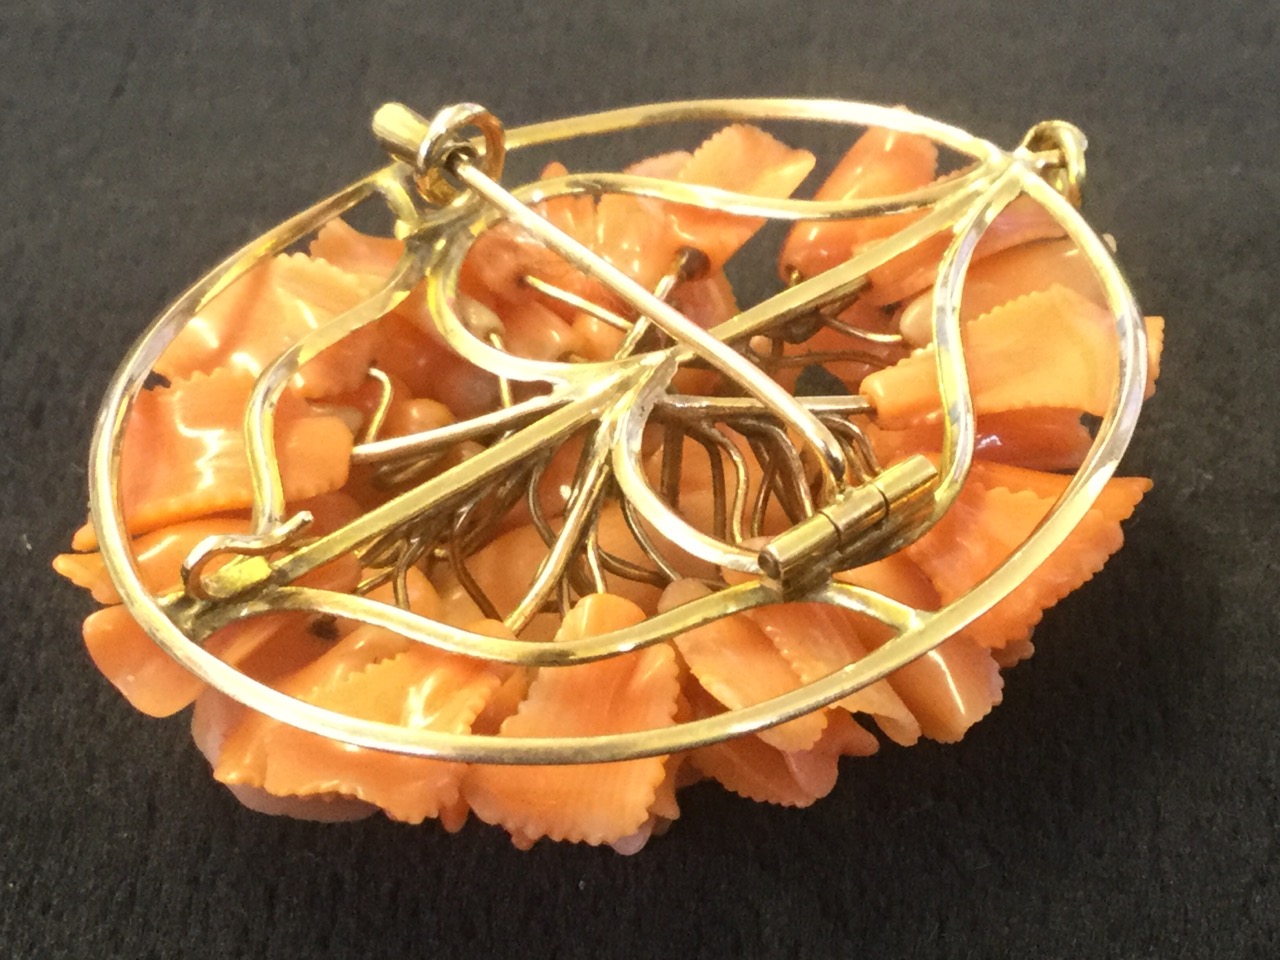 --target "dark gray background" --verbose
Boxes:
[2,1,1278,957]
